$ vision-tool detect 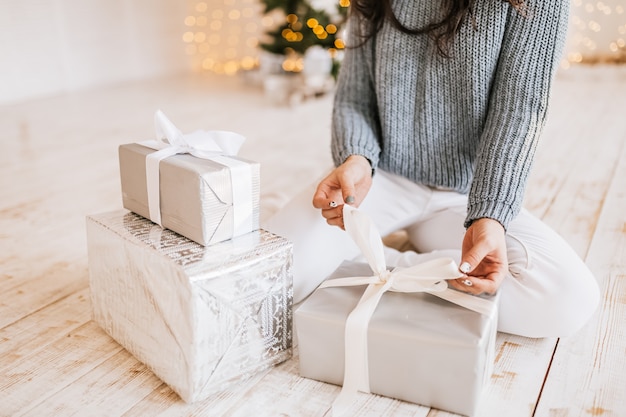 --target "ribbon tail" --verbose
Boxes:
[333,282,390,414]
[331,389,357,417]
[145,147,181,226]
[154,109,184,145]
[398,257,460,279]
[343,205,387,276]
[209,155,254,237]
[148,223,165,249]
[319,276,378,289]
[428,288,495,316]
[201,130,246,155]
